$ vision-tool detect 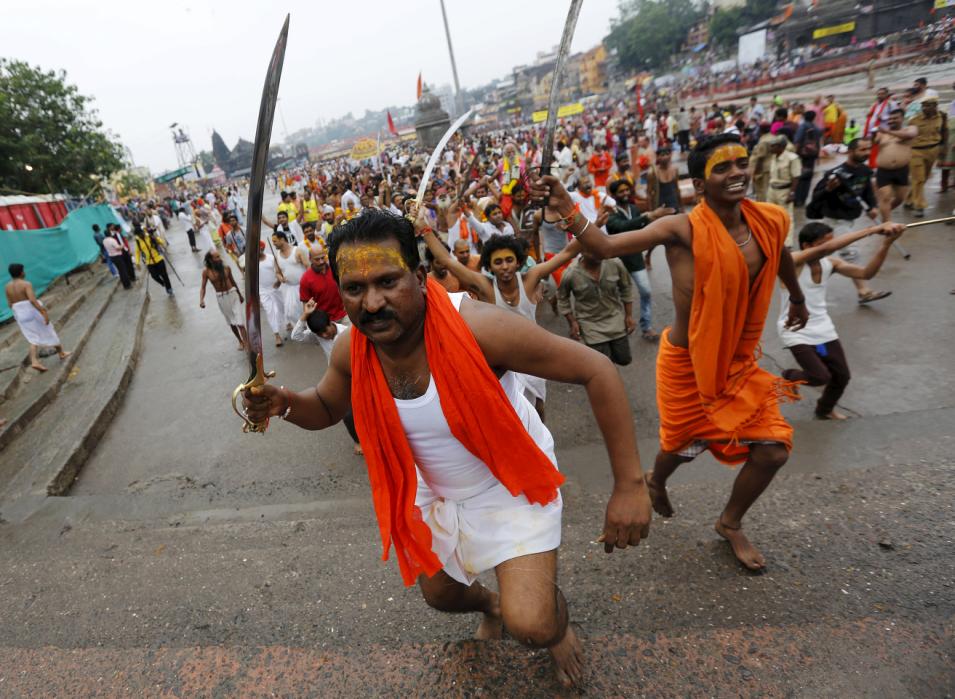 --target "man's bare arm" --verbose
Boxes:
[462,299,651,551]
[777,248,809,331]
[420,228,493,301]
[199,270,209,307]
[790,224,881,266]
[242,330,352,430]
